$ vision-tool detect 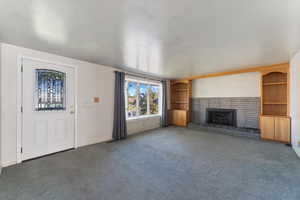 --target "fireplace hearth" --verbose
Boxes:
[206,108,237,127]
